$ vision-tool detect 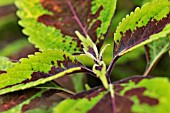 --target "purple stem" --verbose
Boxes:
[67,0,88,36]
[106,56,120,77]
[112,96,117,113]
[81,66,98,78]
